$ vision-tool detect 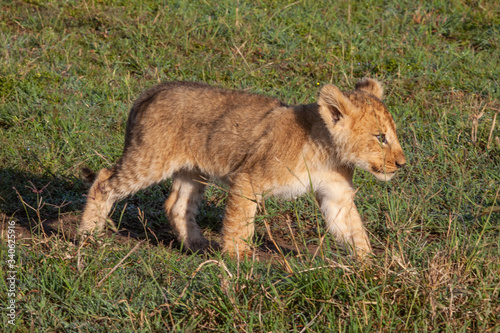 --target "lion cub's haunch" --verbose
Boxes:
[79,79,406,257]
